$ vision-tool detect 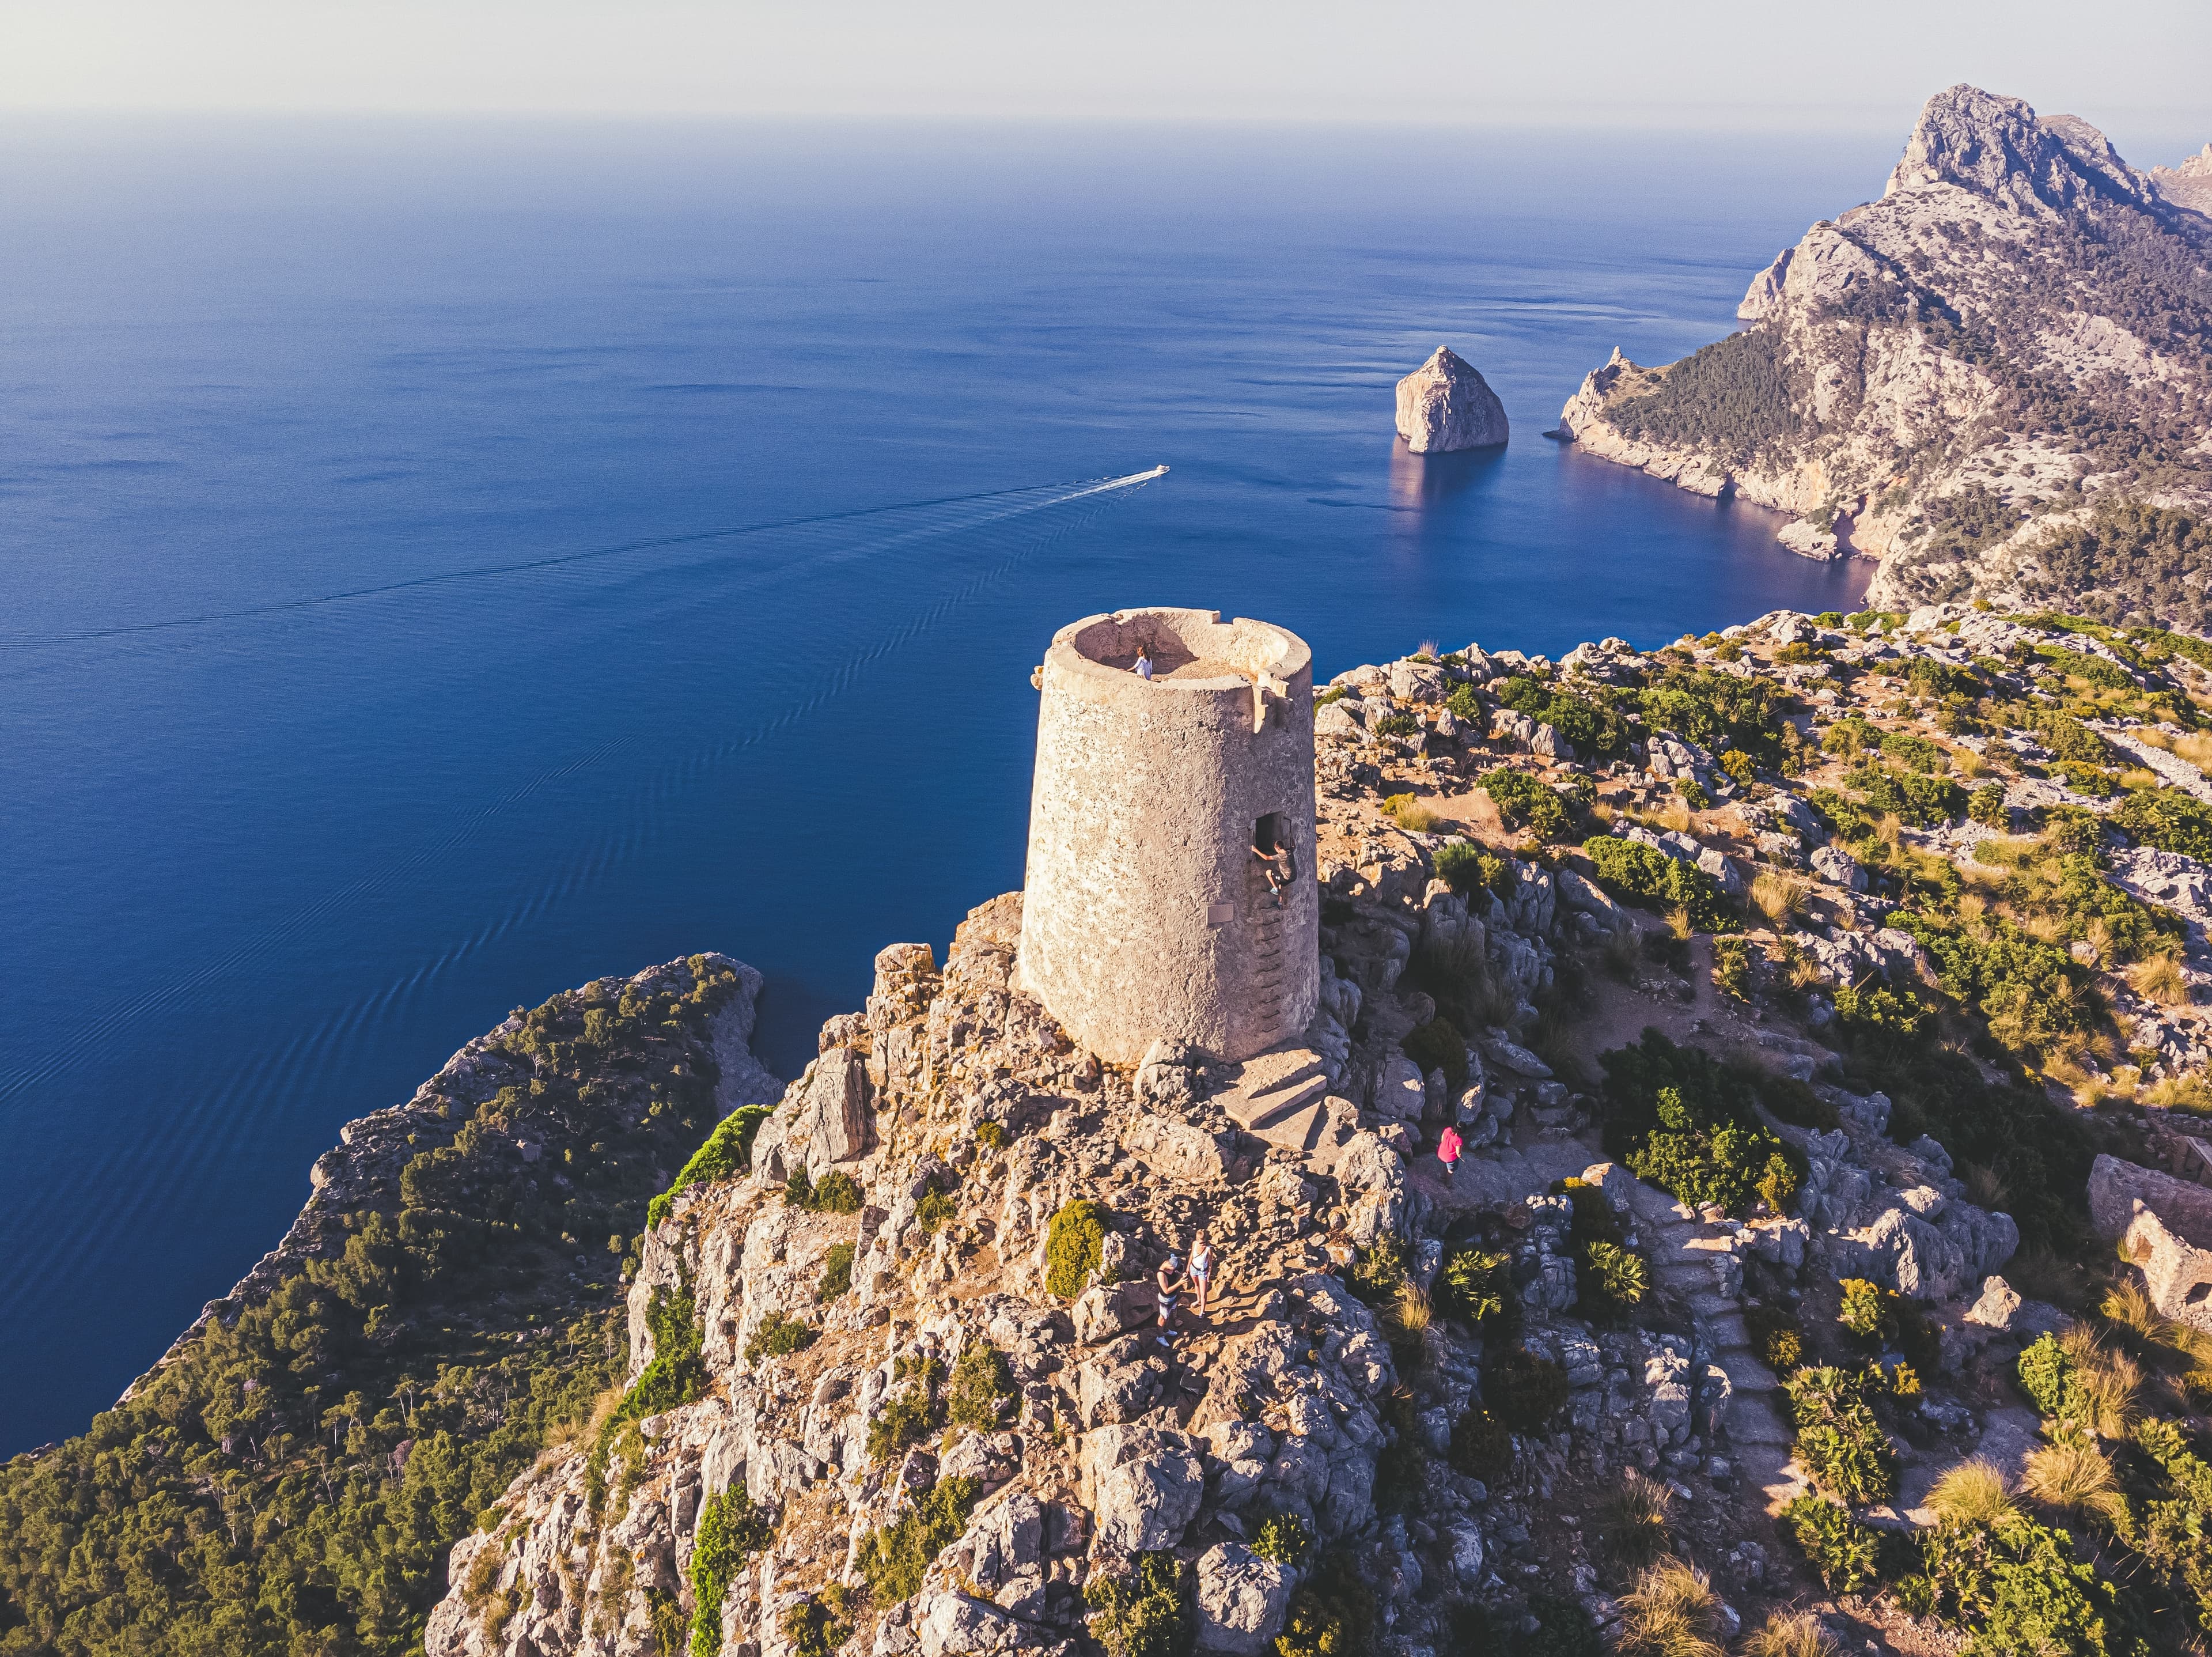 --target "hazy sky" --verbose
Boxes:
[7,0,2209,148]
